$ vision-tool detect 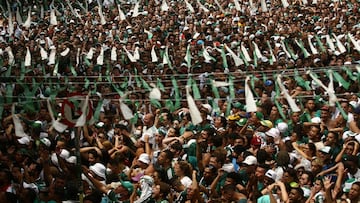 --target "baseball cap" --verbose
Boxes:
[227,114,240,121]
[276,122,288,133]
[157,127,167,136]
[264,80,273,86]
[233,102,245,110]
[319,146,331,154]
[95,122,105,128]
[242,155,257,165]
[201,104,212,114]
[255,112,264,120]
[40,138,51,148]
[265,128,280,139]
[138,153,150,165]
[18,136,32,145]
[236,118,247,127]
[344,179,357,193]
[260,120,273,128]
[265,169,277,181]
[89,163,106,180]
[250,136,262,146]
